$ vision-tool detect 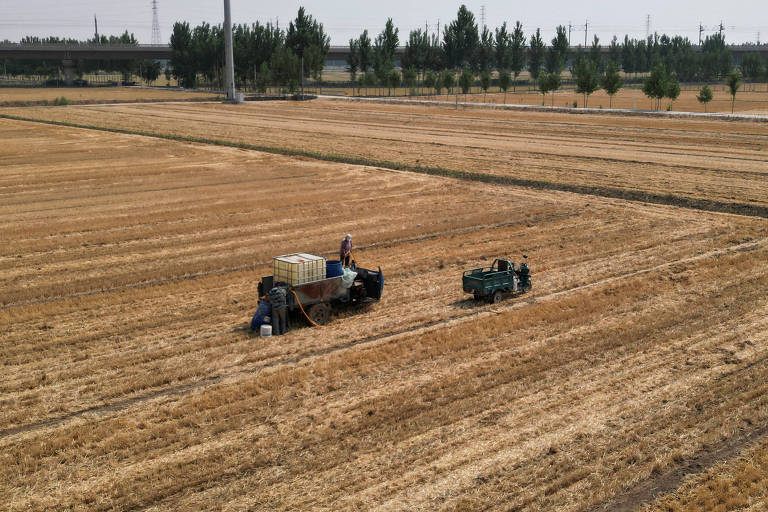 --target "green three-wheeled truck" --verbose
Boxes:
[462,258,531,303]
